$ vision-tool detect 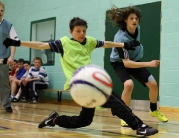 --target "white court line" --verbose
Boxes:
[0,131,110,138]
[93,122,121,128]
[0,118,38,126]
[160,132,179,136]
[0,118,110,138]
[66,129,111,138]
